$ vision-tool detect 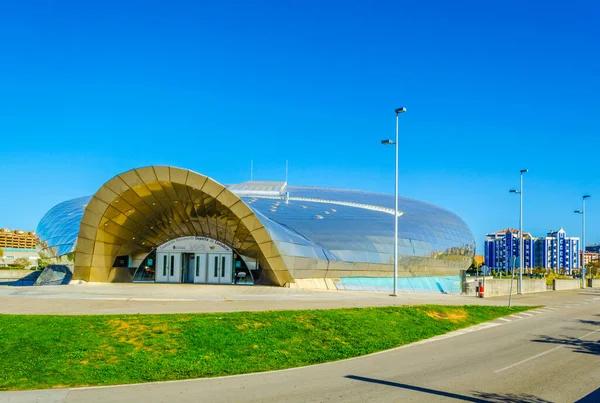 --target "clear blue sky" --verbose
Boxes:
[1,0,599,253]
